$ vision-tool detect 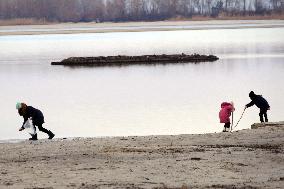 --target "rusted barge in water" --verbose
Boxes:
[51,53,219,67]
